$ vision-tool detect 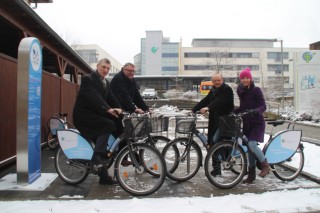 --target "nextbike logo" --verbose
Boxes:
[30,42,41,71]
[302,52,316,63]
[151,46,158,54]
